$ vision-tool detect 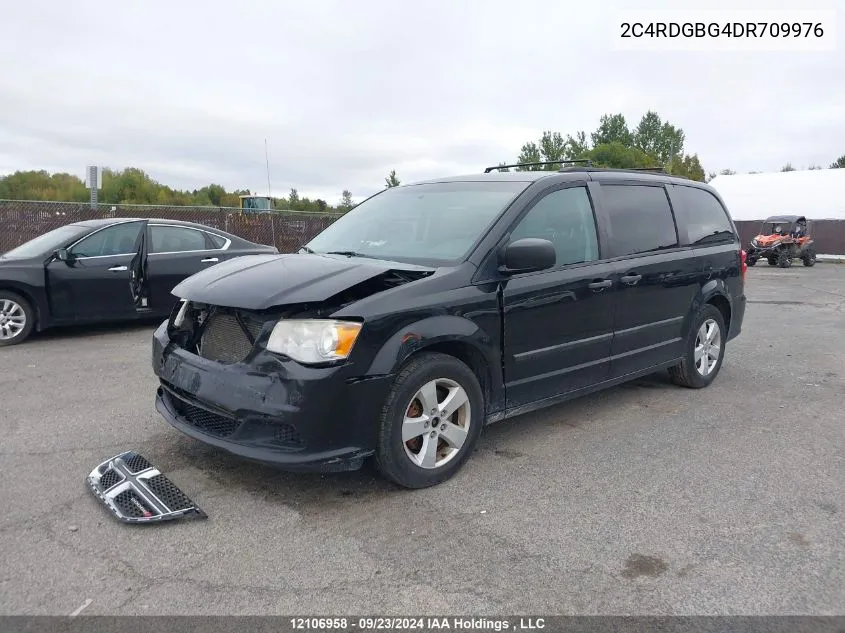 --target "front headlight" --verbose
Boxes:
[266,319,362,364]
